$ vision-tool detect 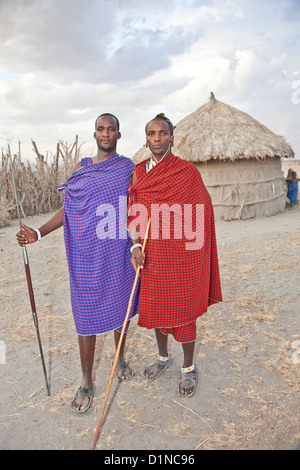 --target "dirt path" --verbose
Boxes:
[0,206,299,450]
